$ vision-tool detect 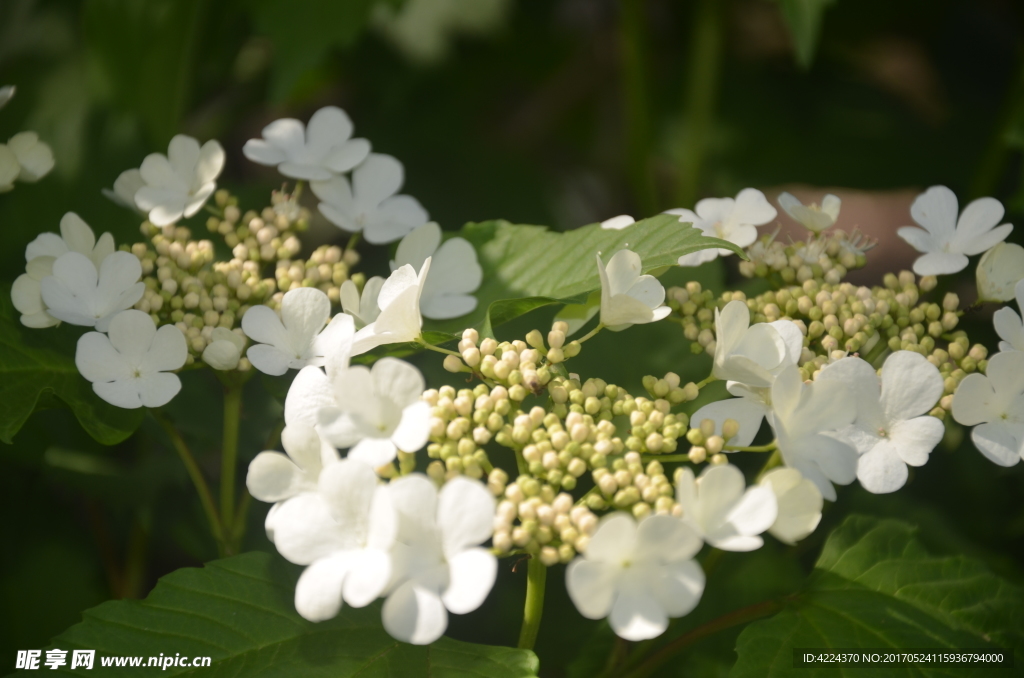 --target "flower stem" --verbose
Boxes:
[723,441,776,453]
[220,381,244,554]
[417,336,462,357]
[292,180,305,201]
[346,232,361,252]
[577,323,605,344]
[517,557,548,651]
[755,449,784,482]
[695,374,717,390]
